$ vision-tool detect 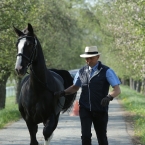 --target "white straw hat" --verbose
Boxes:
[80,46,101,58]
